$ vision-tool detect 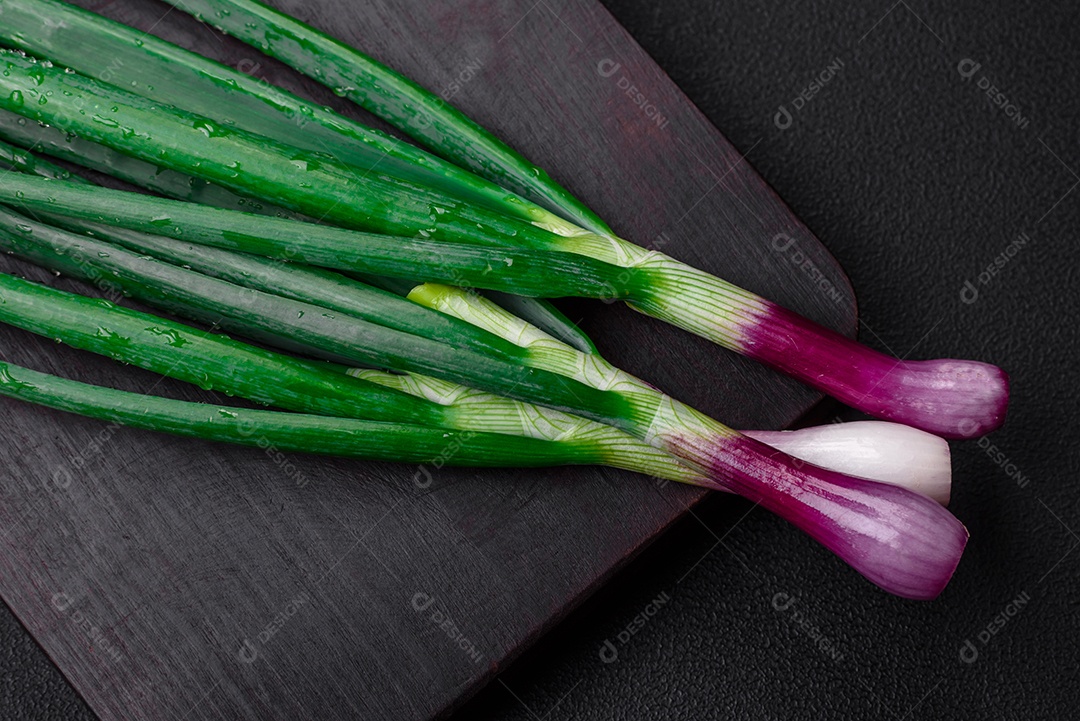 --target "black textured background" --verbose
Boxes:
[3,0,1078,719]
